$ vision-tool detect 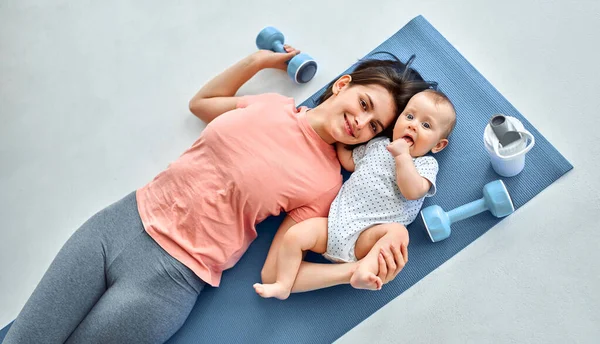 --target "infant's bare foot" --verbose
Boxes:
[253,282,291,300]
[350,266,383,291]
